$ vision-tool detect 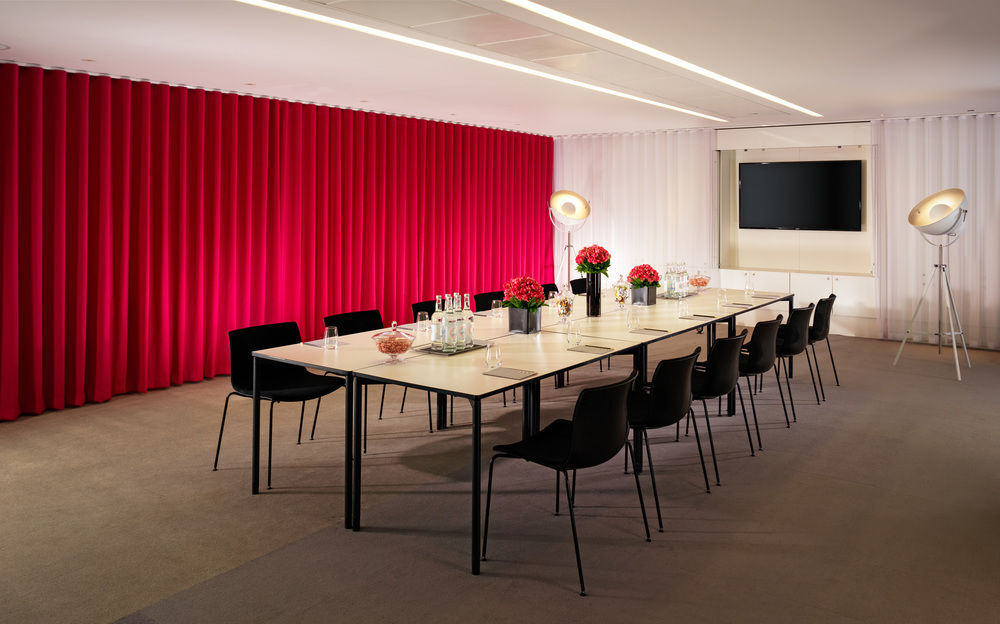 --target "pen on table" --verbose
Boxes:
[583,344,611,349]
[693,314,714,318]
